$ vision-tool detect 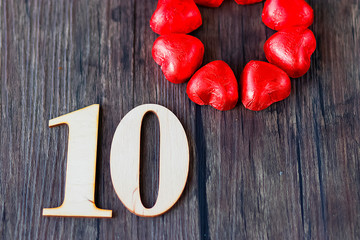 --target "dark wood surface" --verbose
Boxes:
[1,0,360,239]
